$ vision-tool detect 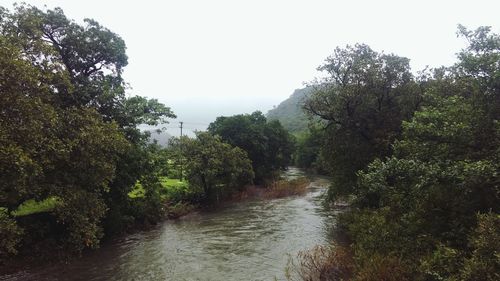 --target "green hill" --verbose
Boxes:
[266,87,312,134]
